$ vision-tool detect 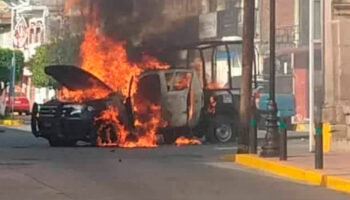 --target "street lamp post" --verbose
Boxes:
[261,0,279,157]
